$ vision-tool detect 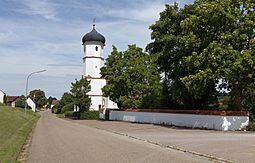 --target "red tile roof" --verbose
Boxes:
[7,96,20,103]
